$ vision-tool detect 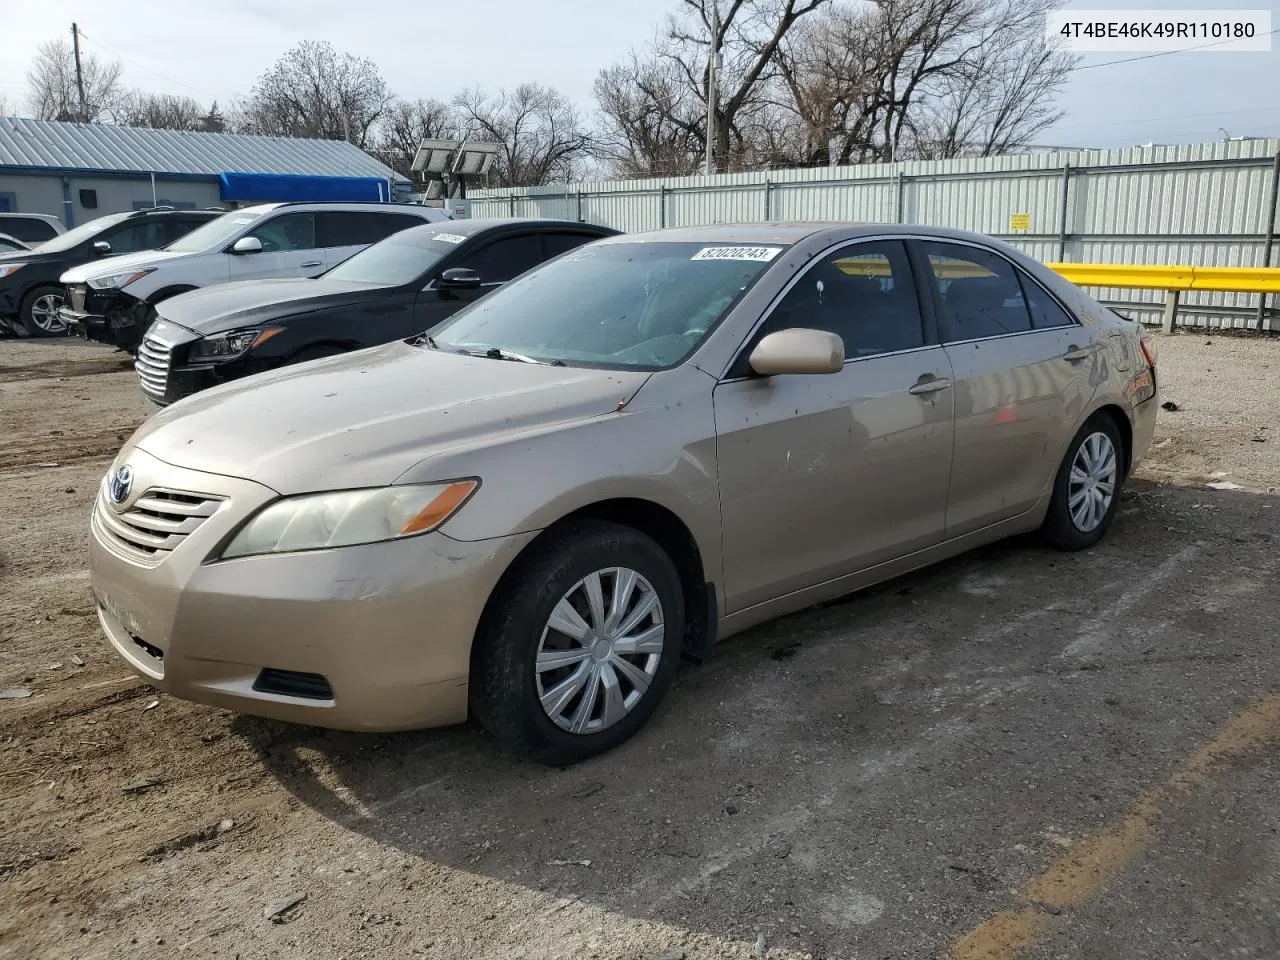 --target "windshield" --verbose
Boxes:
[34,212,134,253]
[323,227,457,286]
[164,210,263,253]
[430,241,785,370]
